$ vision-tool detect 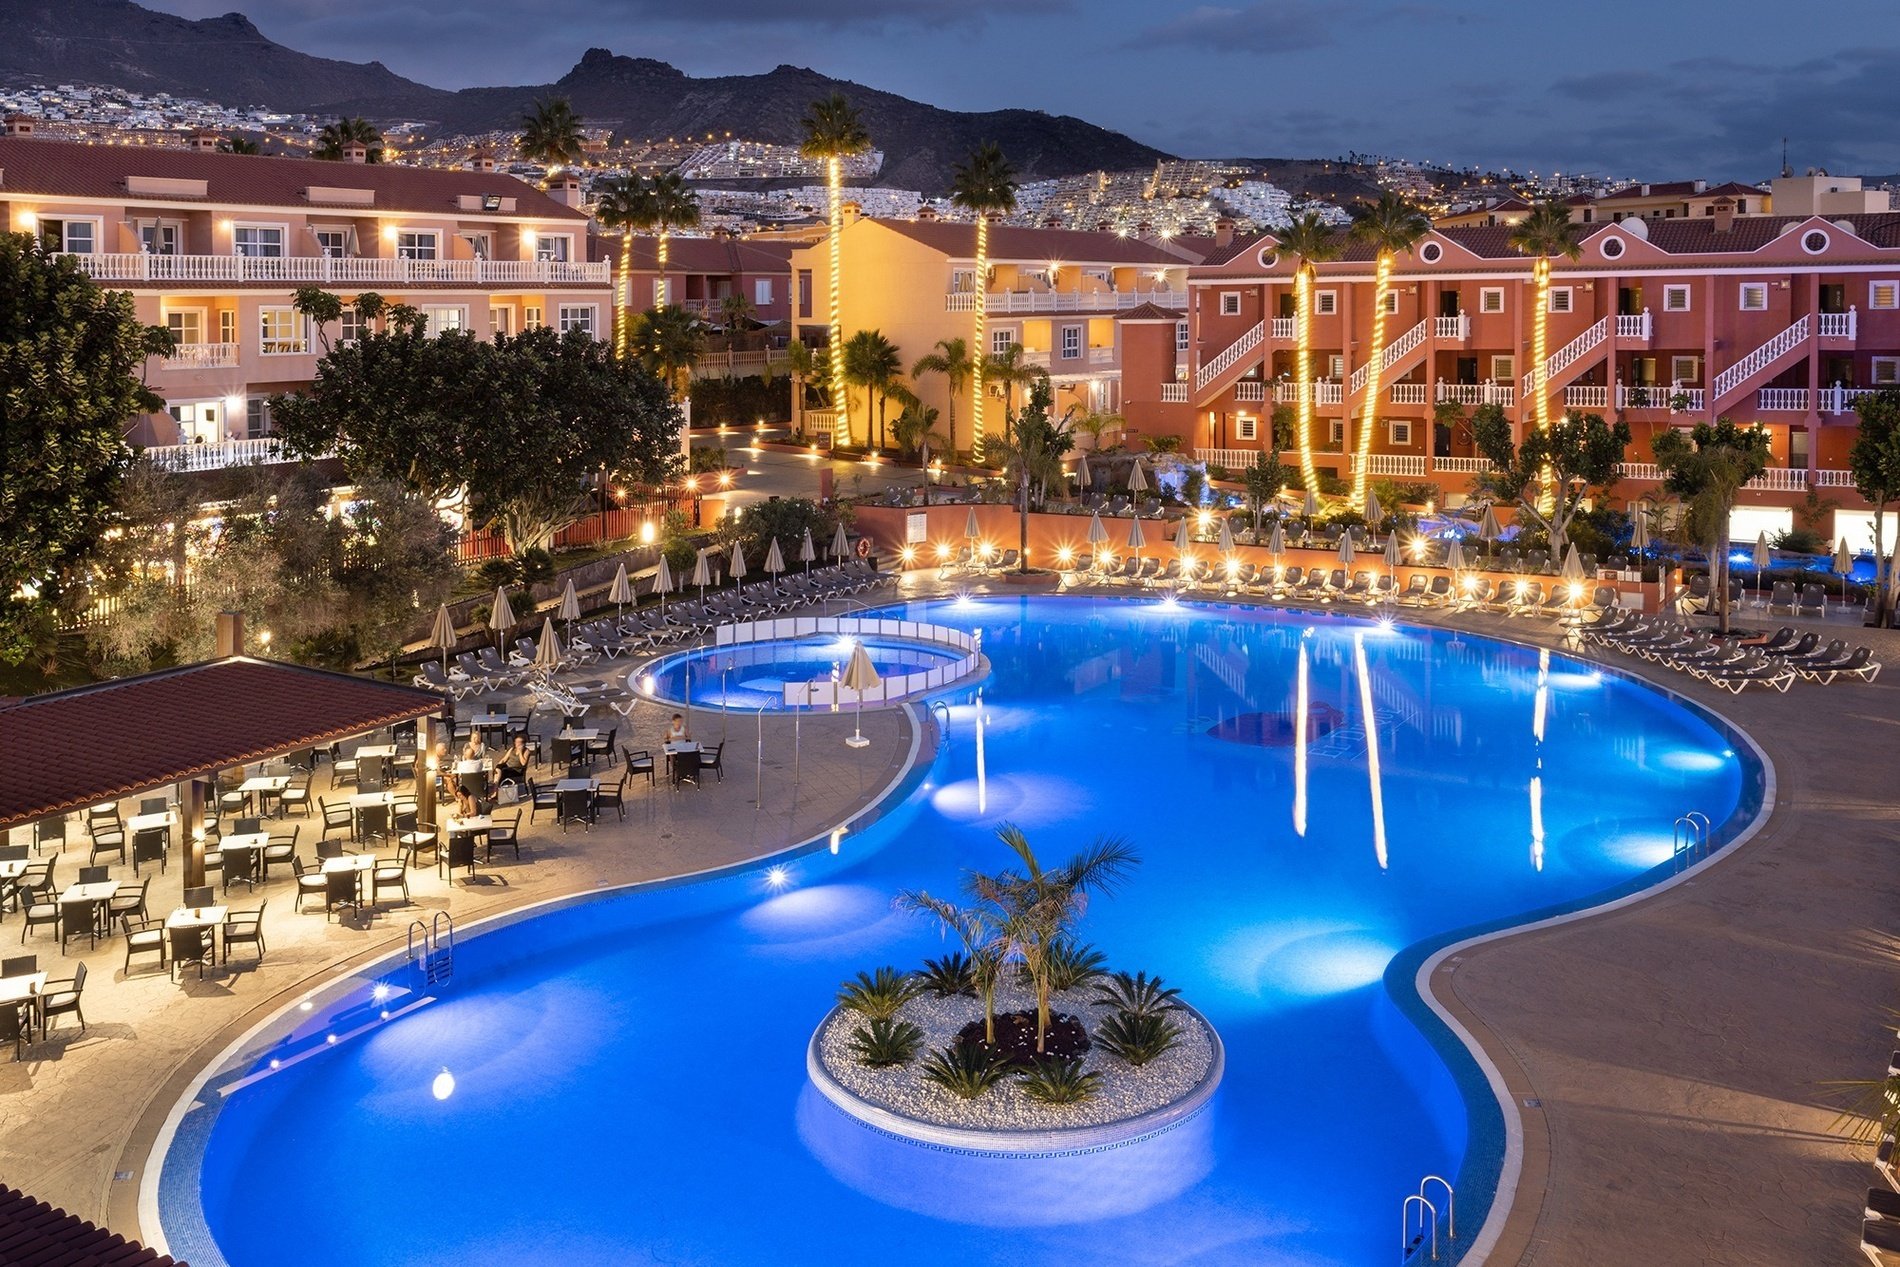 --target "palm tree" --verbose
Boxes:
[1508,200,1585,434]
[1346,192,1432,510]
[628,304,703,398]
[717,292,756,347]
[982,341,1047,439]
[638,172,700,307]
[842,329,902,451]
[313,117,382,162]
[799,93,871,448]
[782,340,824,437]
[969,824,1139,1053]
[893,891,1007,1045]
[950,143,1019,460]
[989,379,1070,572]
[890,389,948,505]
[911,336,975,461]
[592,175,645,358]
[518,97,586,173]
[219,135,260,155]
[1276,213,1341,495]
